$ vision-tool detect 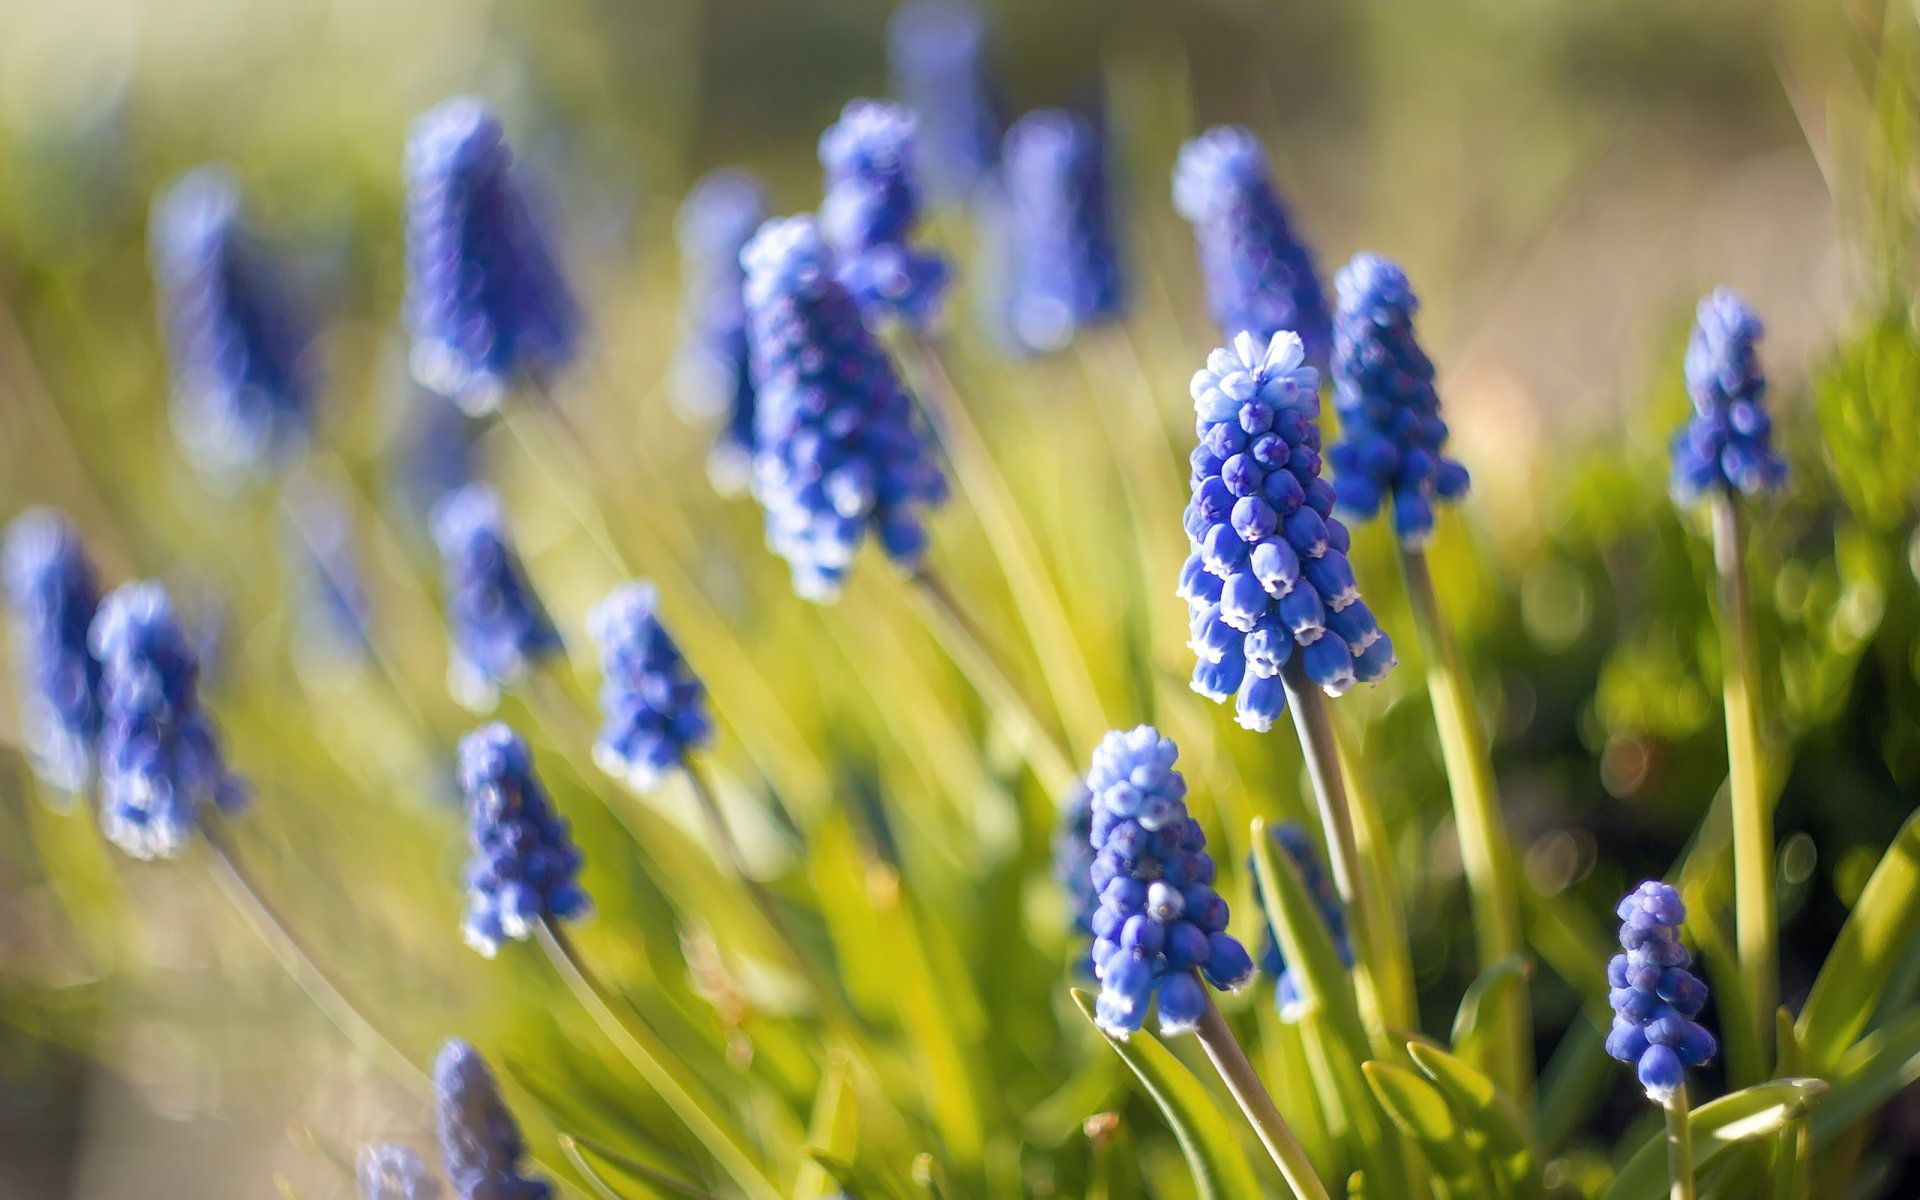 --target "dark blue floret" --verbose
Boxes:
[1000,109,1126,354]
[1250,822,1351,1020]
[1179,332,1394,731]
[1329,253,1471,544]
[150,166,318,477]
[588,581,713,791]
[887,0,1000,203]
[434,1039,552,1200]
[359,1143,443,1200]
[457,724,587,956]
[1606,881,1716,1101]
[406,97,582,416]
[818,99,950,328]
[1054,780,1098,943]
[431,484,562,710]
[741,215,948,601]
[672,170,767,493]
[1670,289,1786,504]
[90,581,249,859]
[1087,727,1255,1038]
[3,509,105,793]
[1172,127,1331,366]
